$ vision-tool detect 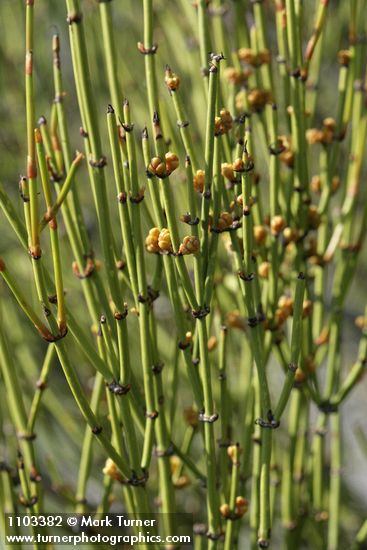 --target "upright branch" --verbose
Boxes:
[200,52,224,280]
